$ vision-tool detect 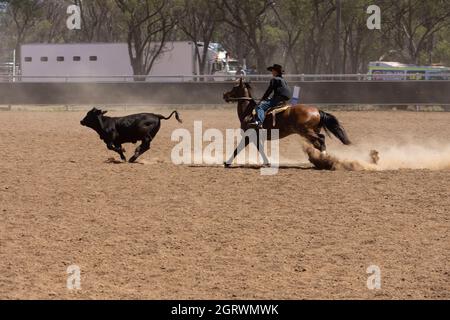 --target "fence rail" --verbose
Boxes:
[1,80,450,105]
[1,73,450,83]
